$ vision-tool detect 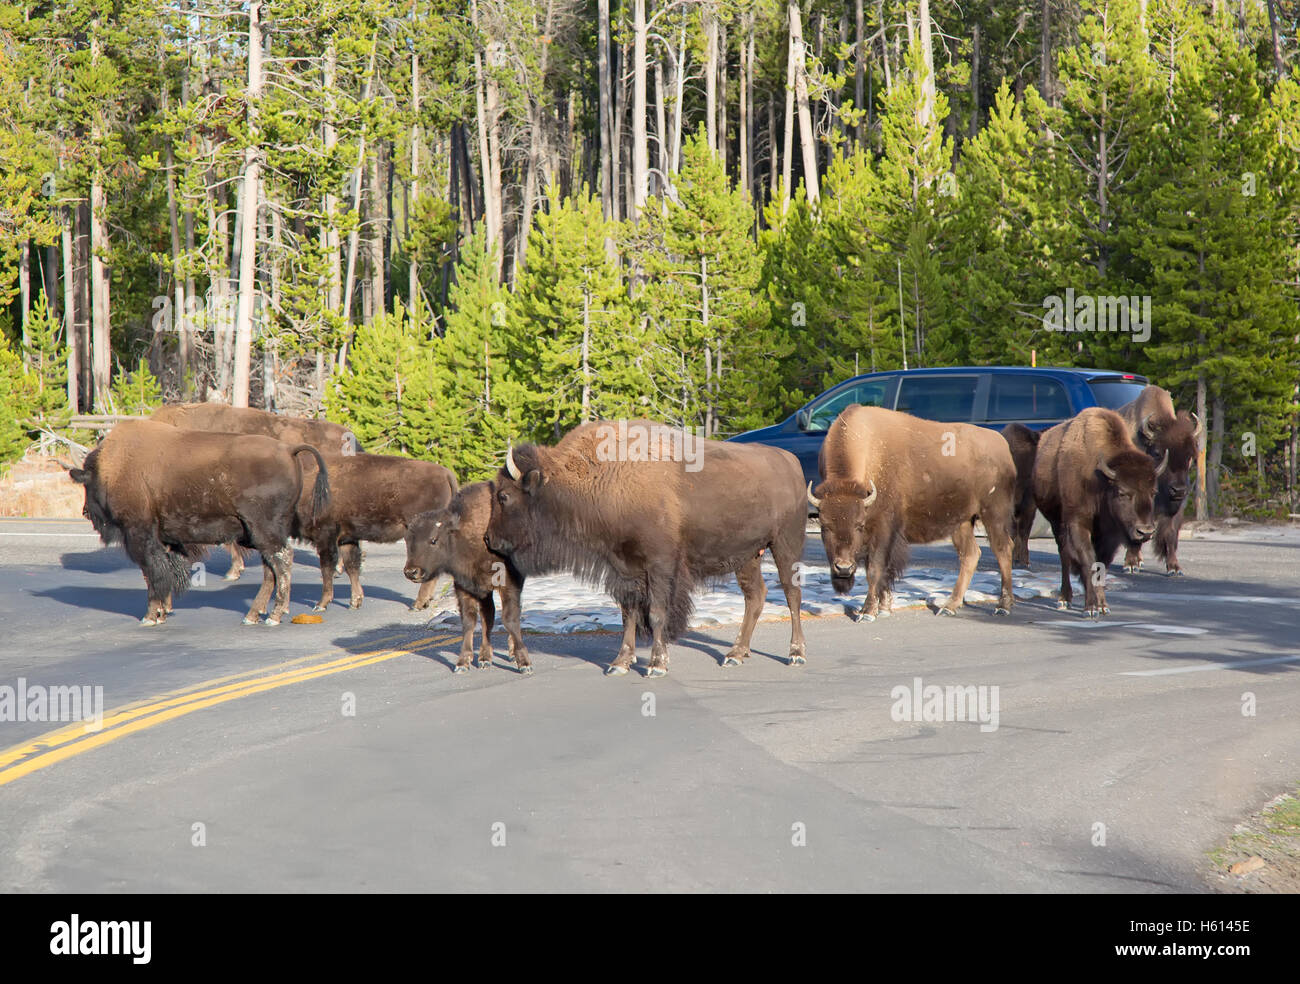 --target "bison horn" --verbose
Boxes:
[806,482,822,510]
[863,480,878,507]
[1140,413,1157,441]
[505,444,522,481]
[1154,448,1170,477]
[1190,412,1203,440]
[1098,456,1118,480]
